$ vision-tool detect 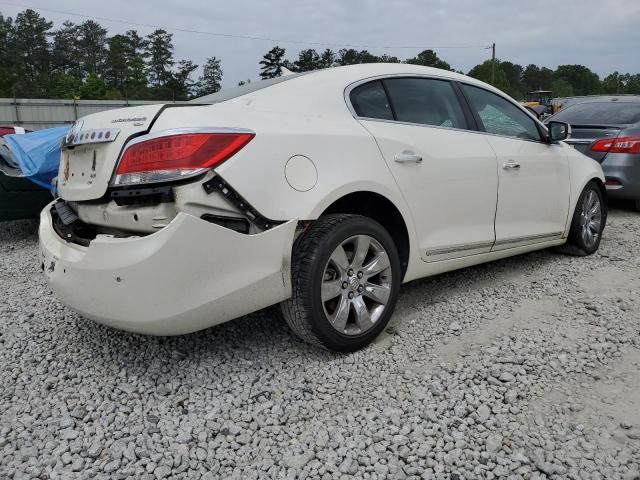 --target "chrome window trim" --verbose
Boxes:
[457,81,552,145]
[344,74,558,147]
[357,116,479,135]
[344,74,471,134]
[356,116,564,148]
